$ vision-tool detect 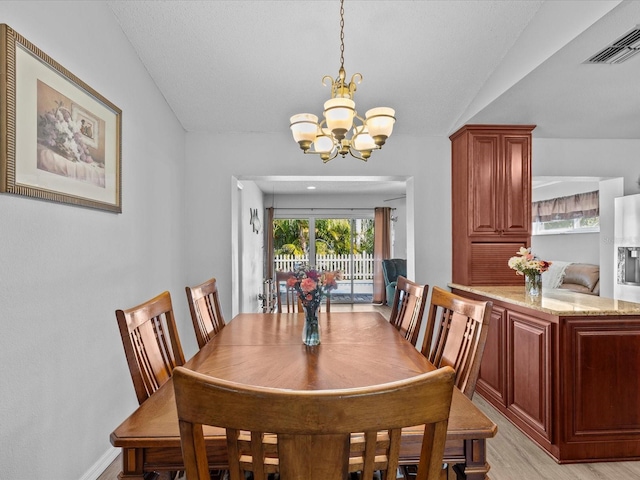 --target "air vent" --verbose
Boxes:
[586,25,640,64]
